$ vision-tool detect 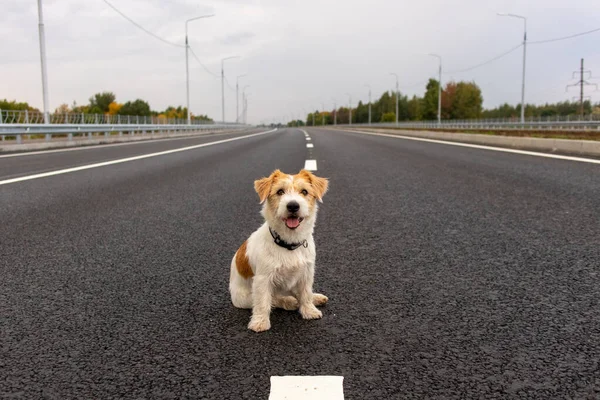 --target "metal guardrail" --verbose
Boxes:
[0,109,220,125]
[0,124,248,145]
[327,116,600,131]
[0,110,249,145]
